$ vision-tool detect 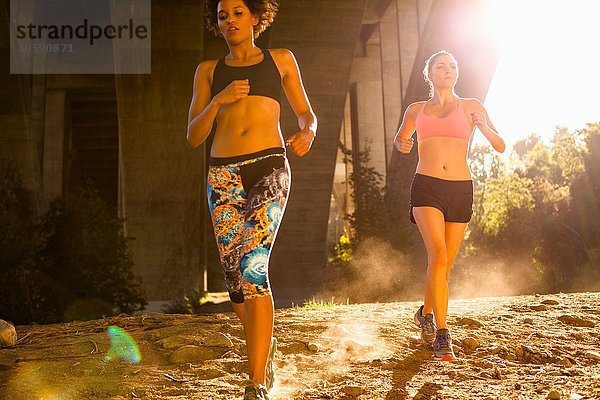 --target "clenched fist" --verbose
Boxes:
[394,136,414,154]
[471,111,488,130]
[285,127,315,157]
[214,79,250,106]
